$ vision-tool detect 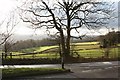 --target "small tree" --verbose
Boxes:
[0,12,19,59]
[3,41,12,59]
[99,31,119,58]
